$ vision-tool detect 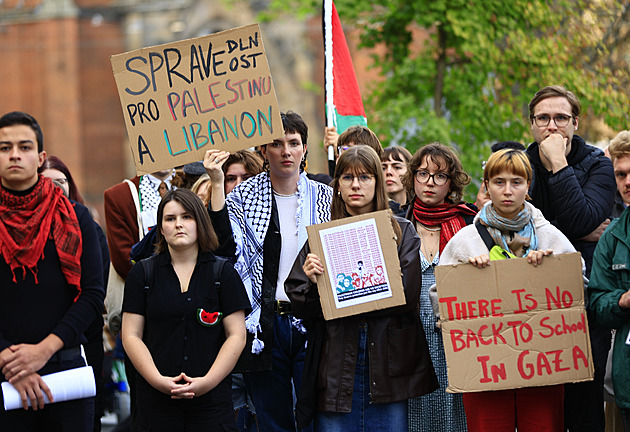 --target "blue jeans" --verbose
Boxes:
[315,324,407,432]
[243,314,312,432]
